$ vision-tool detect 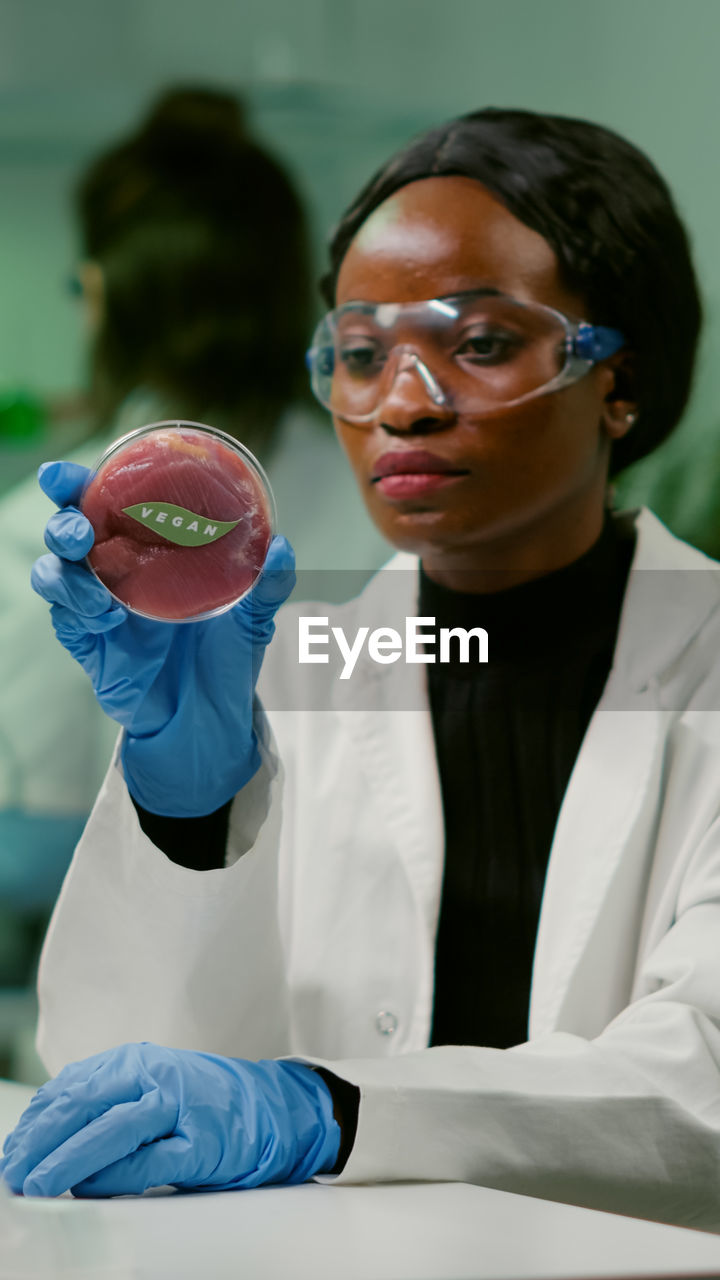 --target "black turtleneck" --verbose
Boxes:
[421,515,635,1050]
